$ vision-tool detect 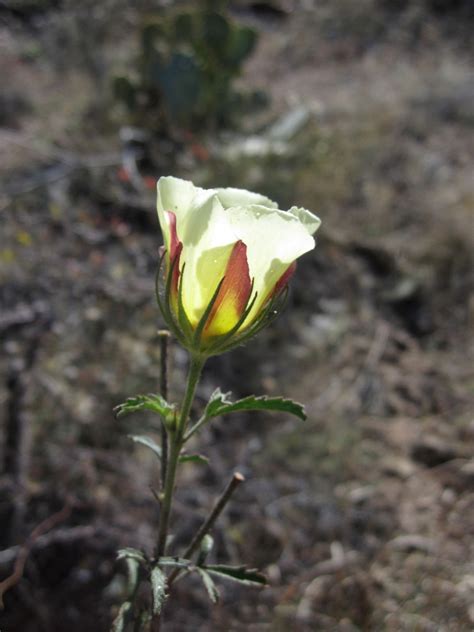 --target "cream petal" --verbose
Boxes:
[157,176,200,250]
[215,187,277,210]
[288,206,321,236]
[178,195,238,324]
[157,176,244,324]
[226,204,316,318]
